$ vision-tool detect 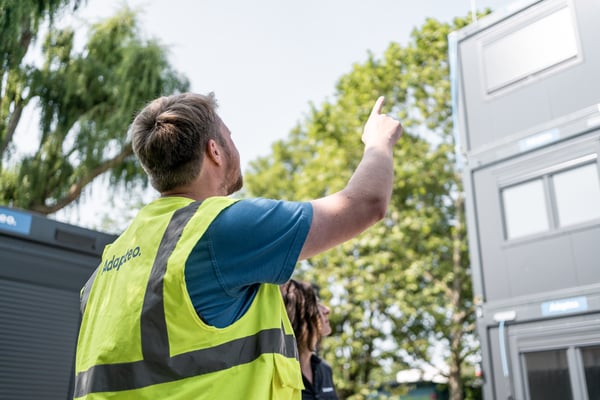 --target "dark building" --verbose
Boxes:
[0,206,115,399]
